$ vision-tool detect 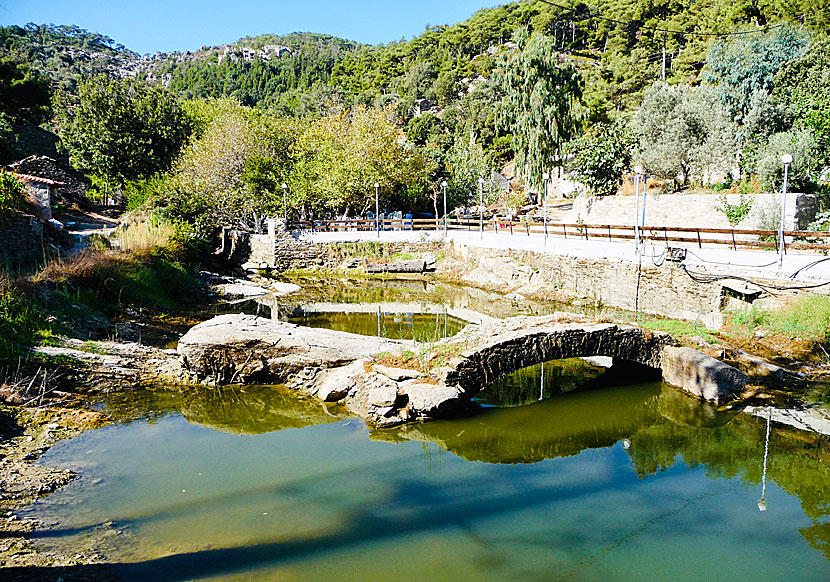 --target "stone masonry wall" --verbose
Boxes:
[567,192,817,231]
[0,210,44,270]
[450,243,726,328]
